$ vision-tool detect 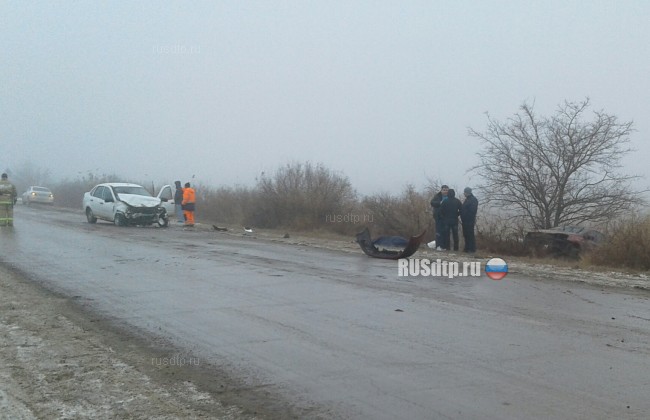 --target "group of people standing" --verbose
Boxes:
[431,185,478,253]
[173,180,196,227]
